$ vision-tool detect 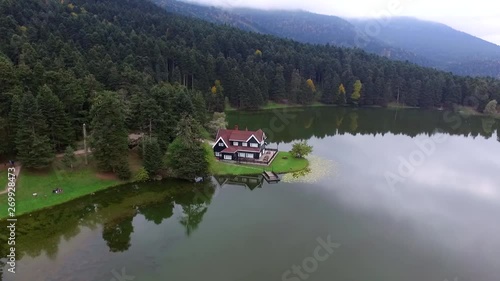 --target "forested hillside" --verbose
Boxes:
[154,0,500,77]
[153,0,430,66]
[1,0,500,162]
